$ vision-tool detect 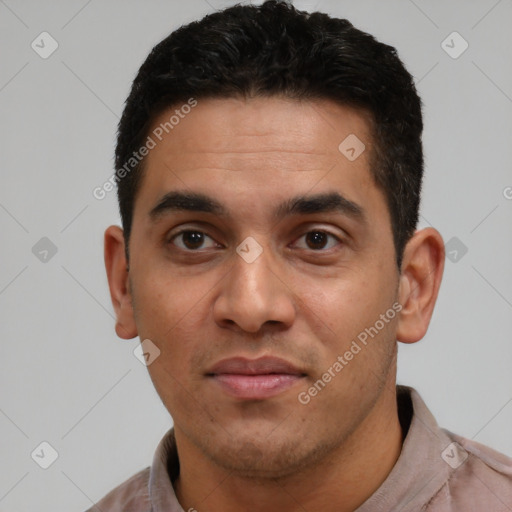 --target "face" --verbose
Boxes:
[125,97,402,477]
